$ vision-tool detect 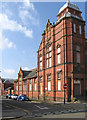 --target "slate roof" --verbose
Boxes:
[1,78,15,84]
[5,87,12,91]
[22,70,31,78]
[24,68,37,79]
